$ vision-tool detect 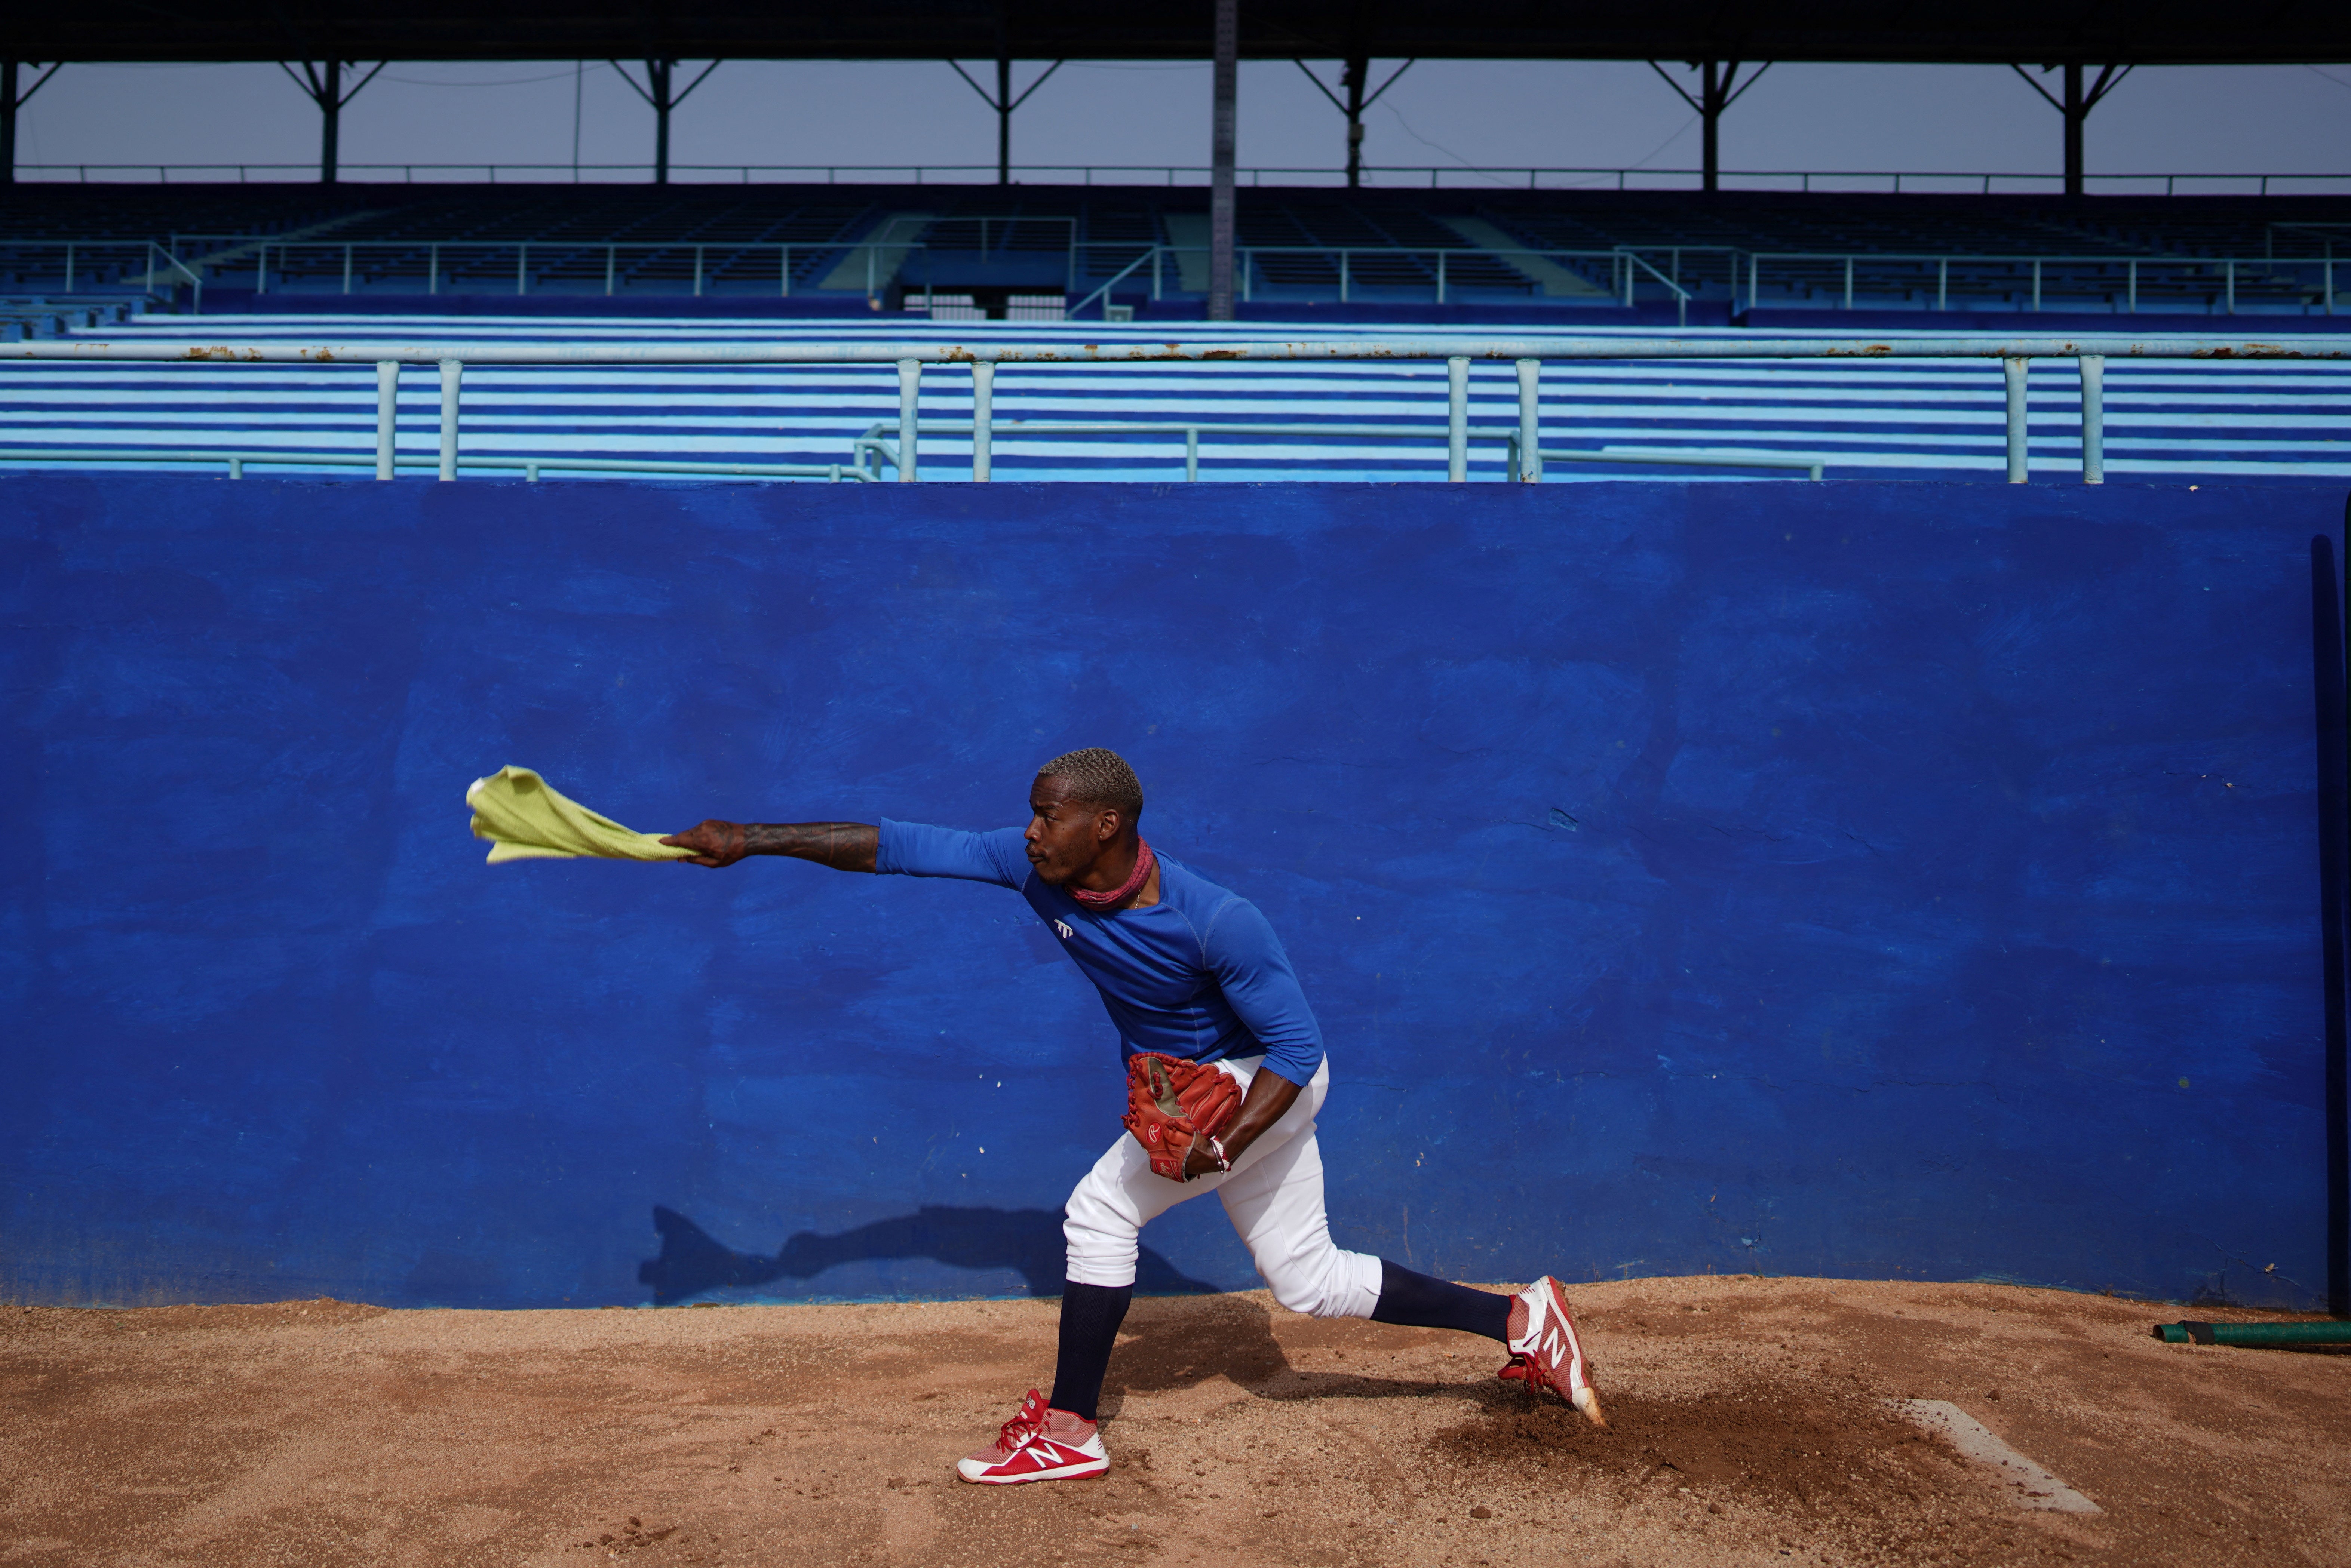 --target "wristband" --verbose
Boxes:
[1207,1136,1233,1172]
